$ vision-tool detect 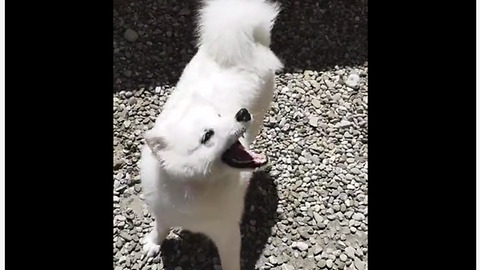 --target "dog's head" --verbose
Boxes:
[145,104,267,179]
